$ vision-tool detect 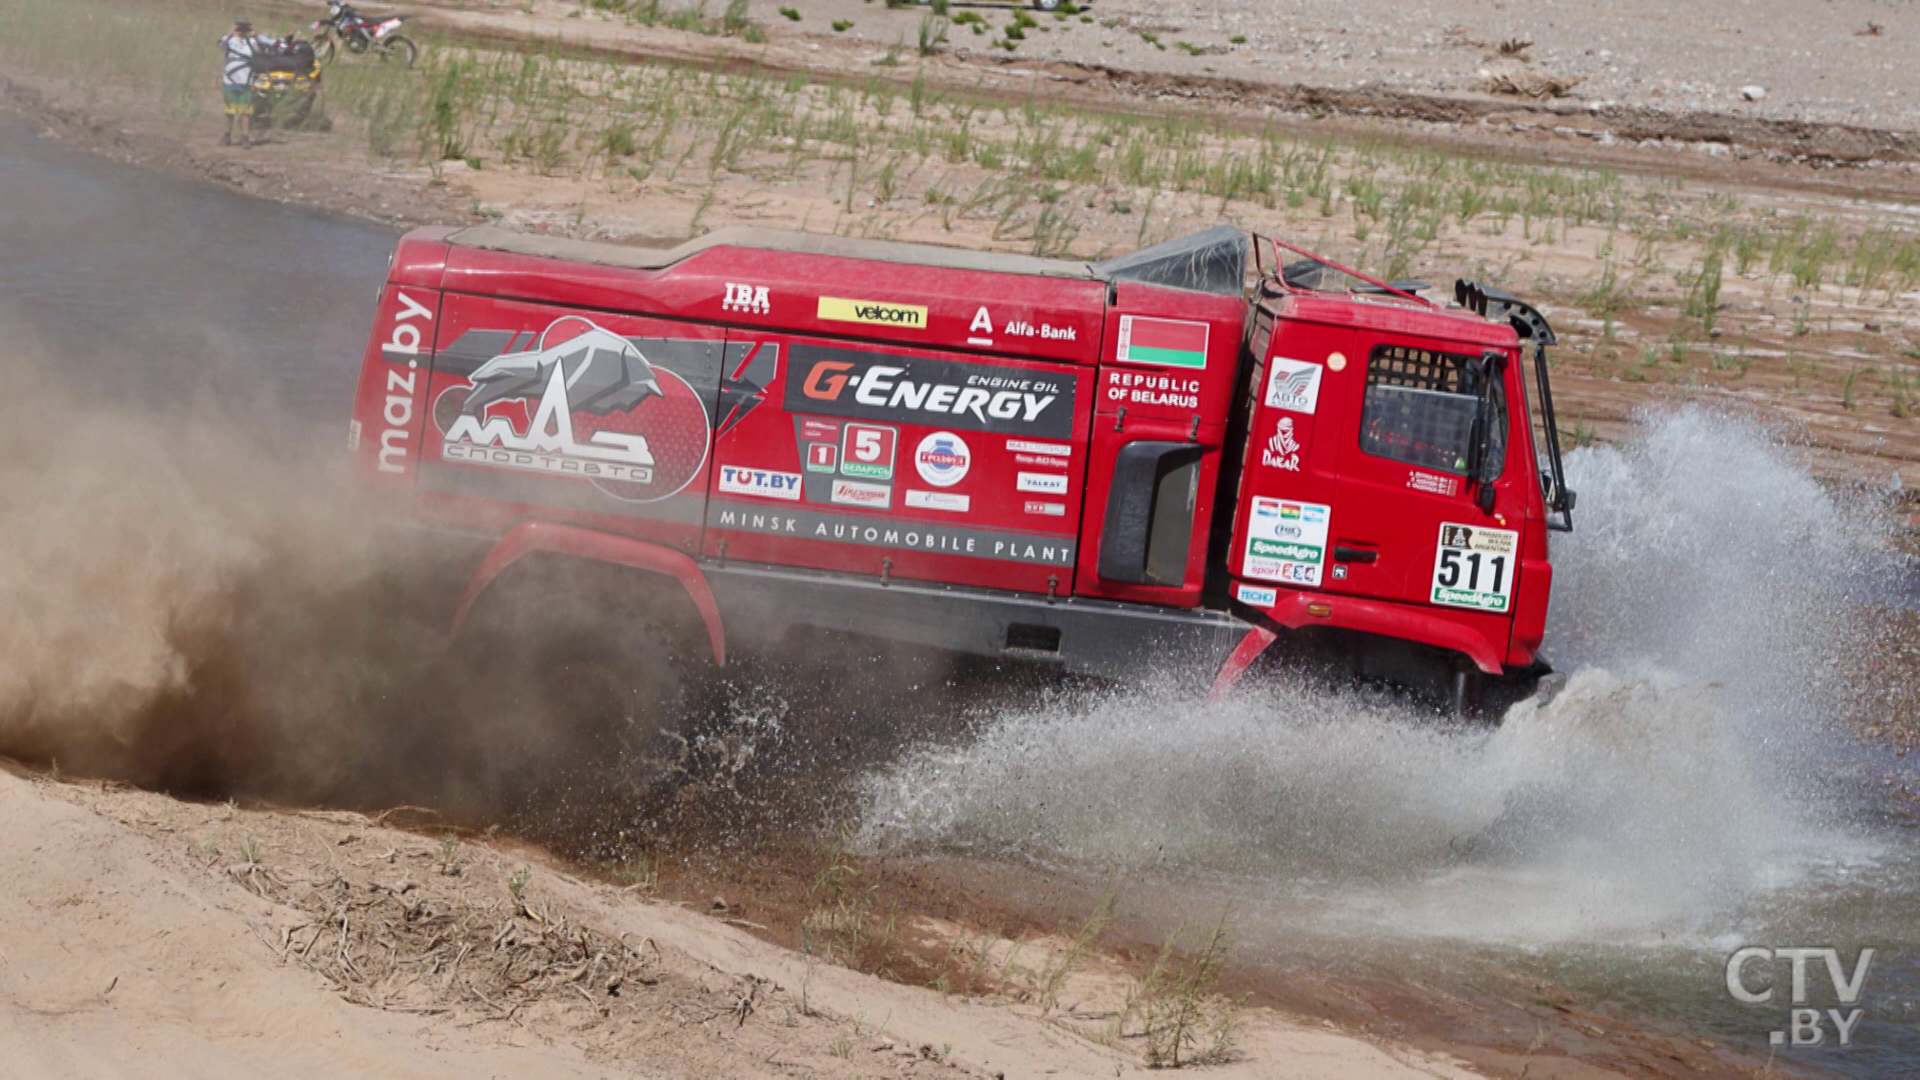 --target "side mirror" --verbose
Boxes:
[1467,351,1505,515]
